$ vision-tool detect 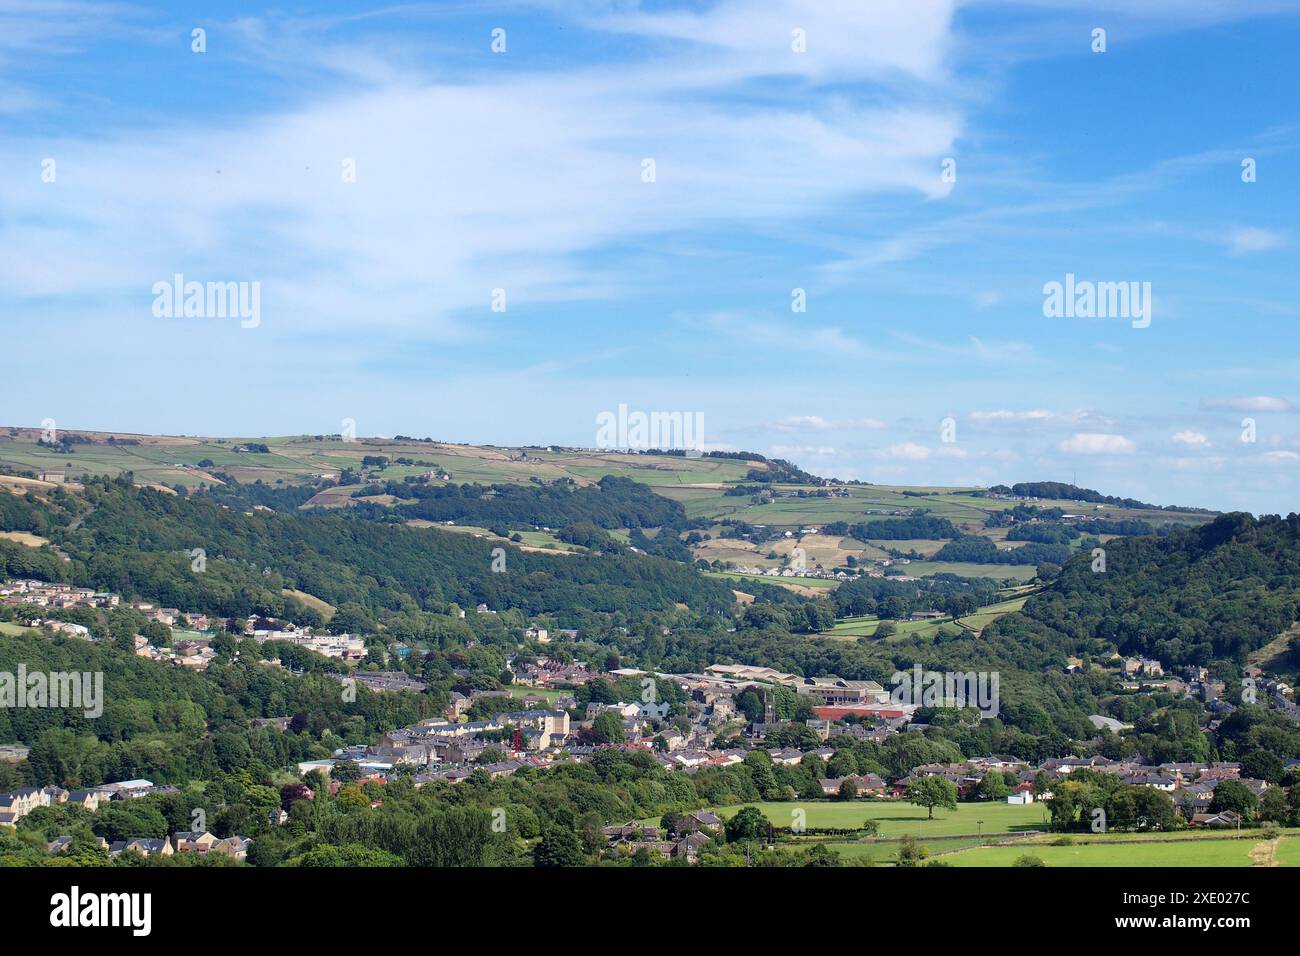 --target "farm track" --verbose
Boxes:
[1250,837,1280,866]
